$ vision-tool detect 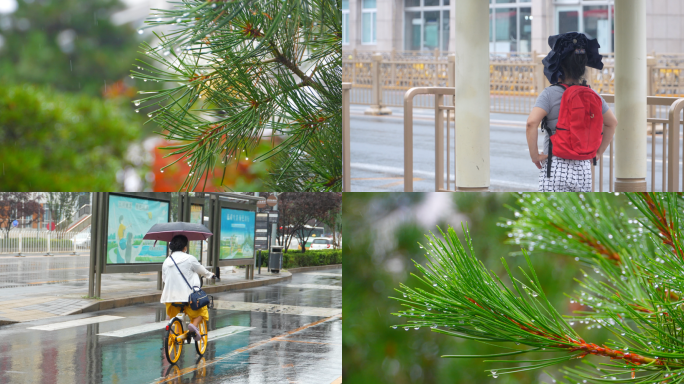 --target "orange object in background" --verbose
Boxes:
[150,139,271,191]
